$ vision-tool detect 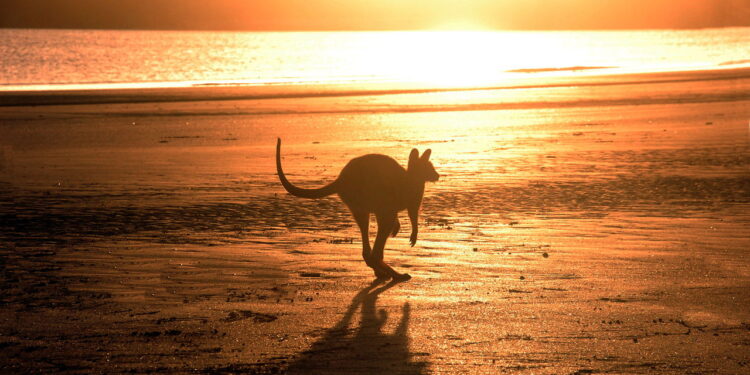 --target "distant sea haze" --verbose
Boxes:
[1,28,749,91]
